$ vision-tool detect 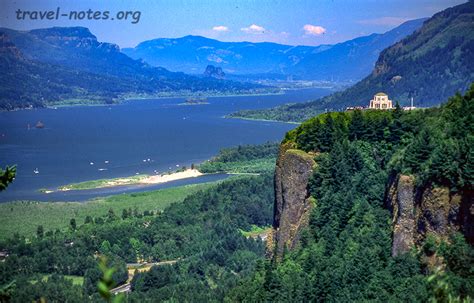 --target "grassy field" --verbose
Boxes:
[0,182,217,240]
[240,225,272,238]
[31,274,84,286]
[57,174,147,191]
[55,167,199,192]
